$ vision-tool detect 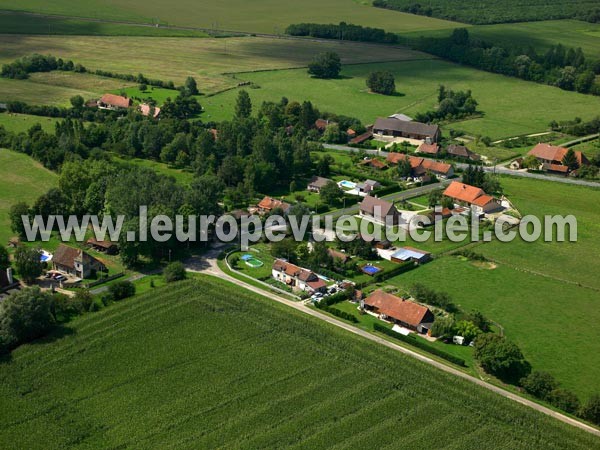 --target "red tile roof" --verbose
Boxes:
[257,196,290,212]
[364,290,431,328]
[471,194,495,207]
[417,143,440,154]
[421,159,452,175]
[360,158,388,170]
[443,181,484,204]
[99,93,131,109]
[528,143,588,167]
